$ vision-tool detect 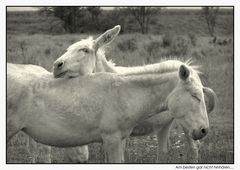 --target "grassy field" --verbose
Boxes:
[7,32,233,163]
